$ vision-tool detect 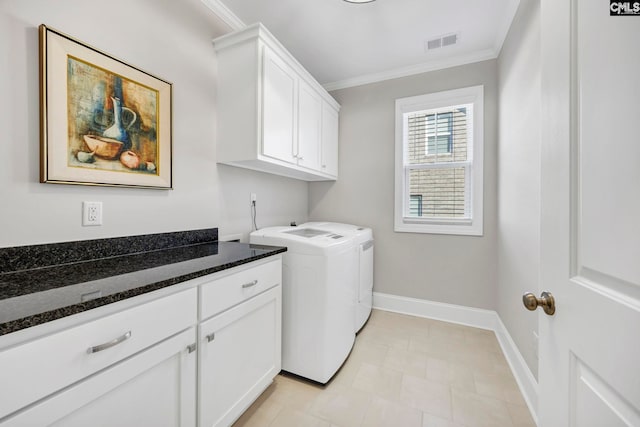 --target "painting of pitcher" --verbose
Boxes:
[68,57,157,173]
[39,25,172,189]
